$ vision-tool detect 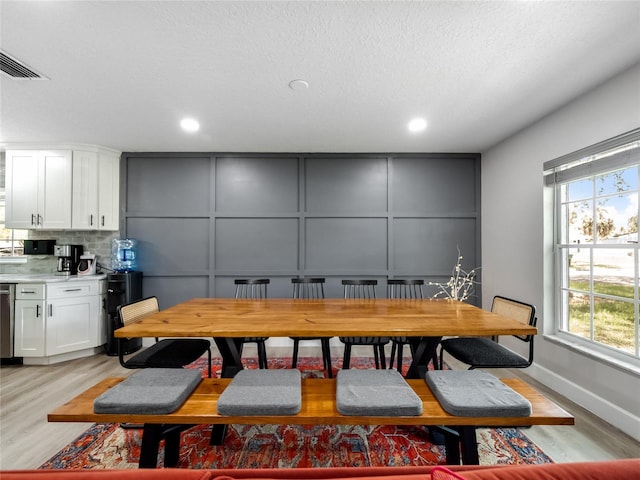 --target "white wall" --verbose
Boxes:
[481,63,640,441]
